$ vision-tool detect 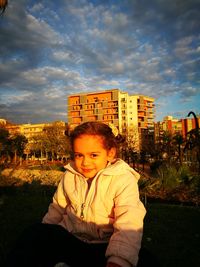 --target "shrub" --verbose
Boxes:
[150,160,162,173]
[157,164,180,189]
[177,165,193,185]
[155,163,198,190]
[189,174,200,194]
